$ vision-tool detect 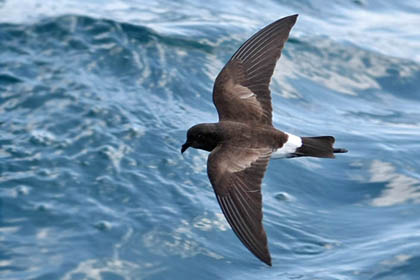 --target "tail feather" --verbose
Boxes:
[292,136,347,158]
[333,148,348,153]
